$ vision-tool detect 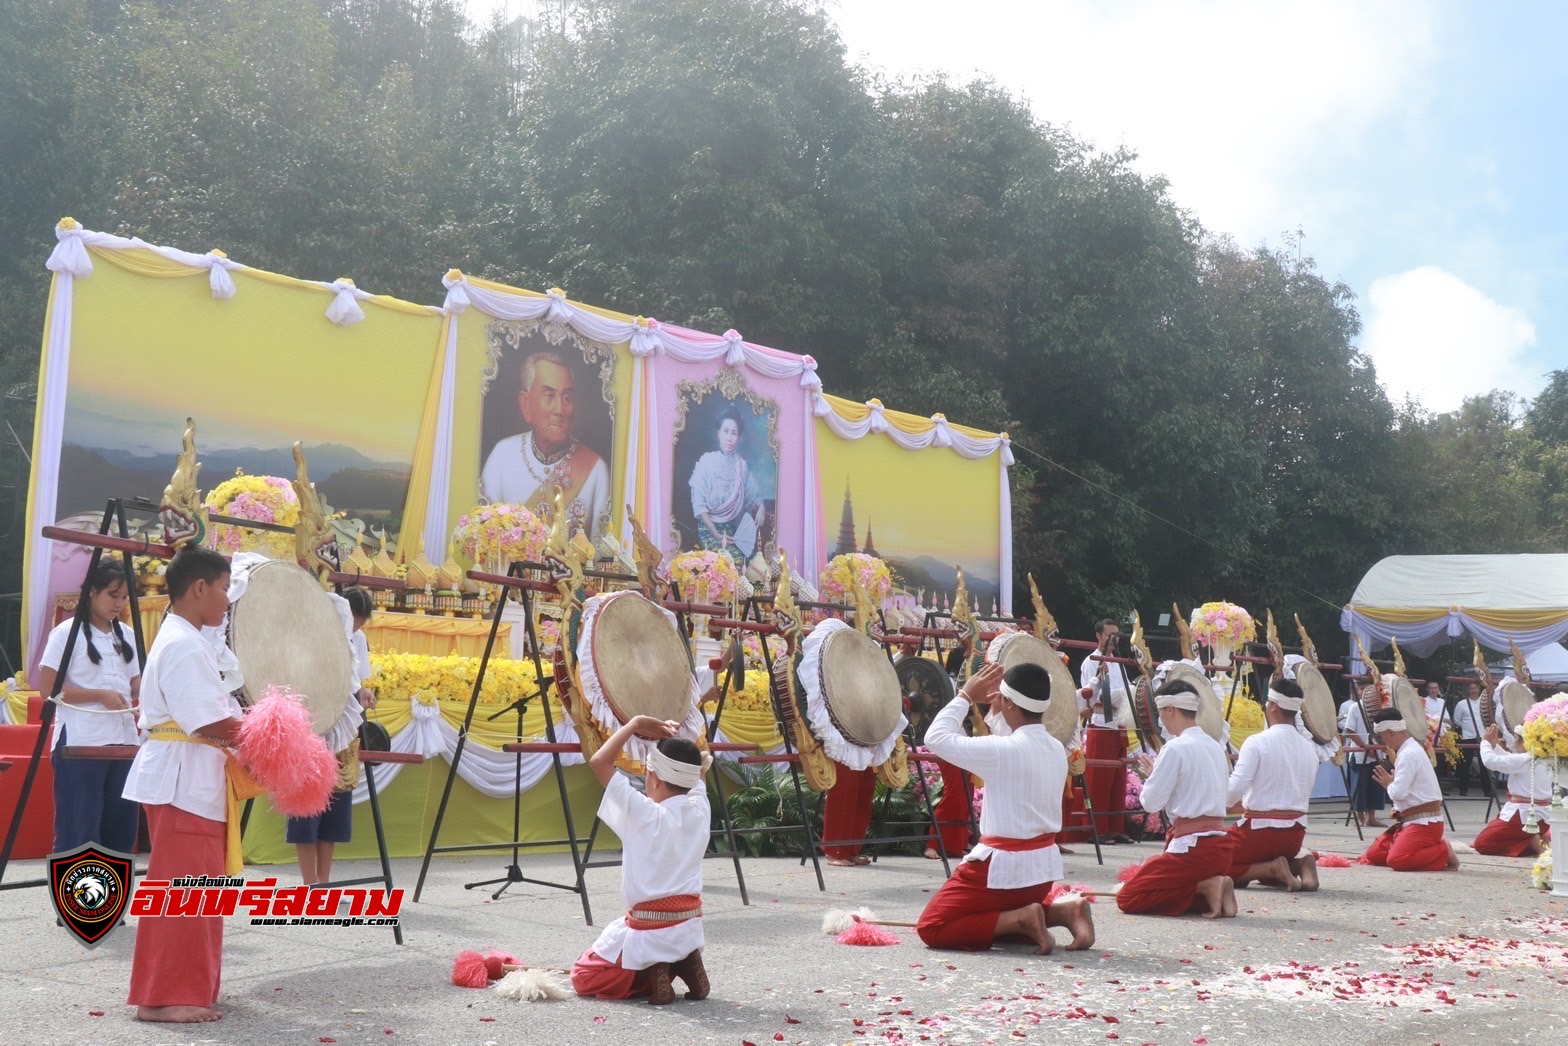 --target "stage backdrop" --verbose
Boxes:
[24,224,442,674]
[813,396,1012,613]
